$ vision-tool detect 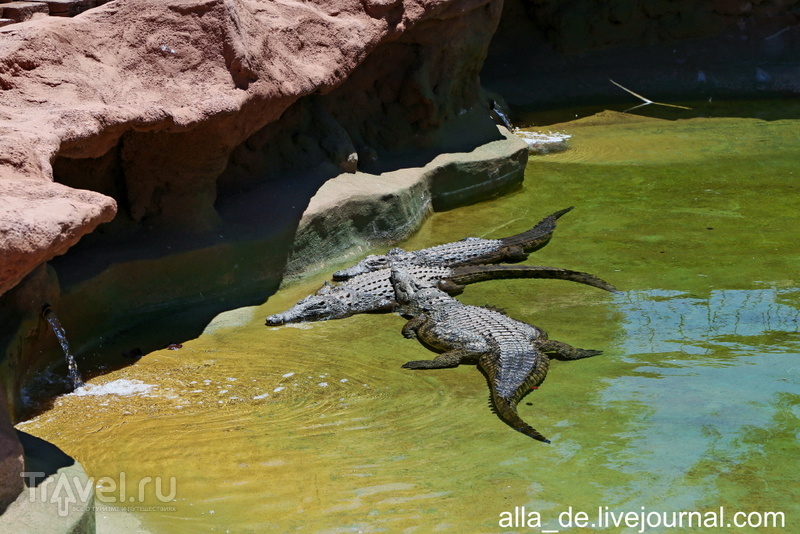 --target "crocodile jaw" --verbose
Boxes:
[265,295,351,325]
